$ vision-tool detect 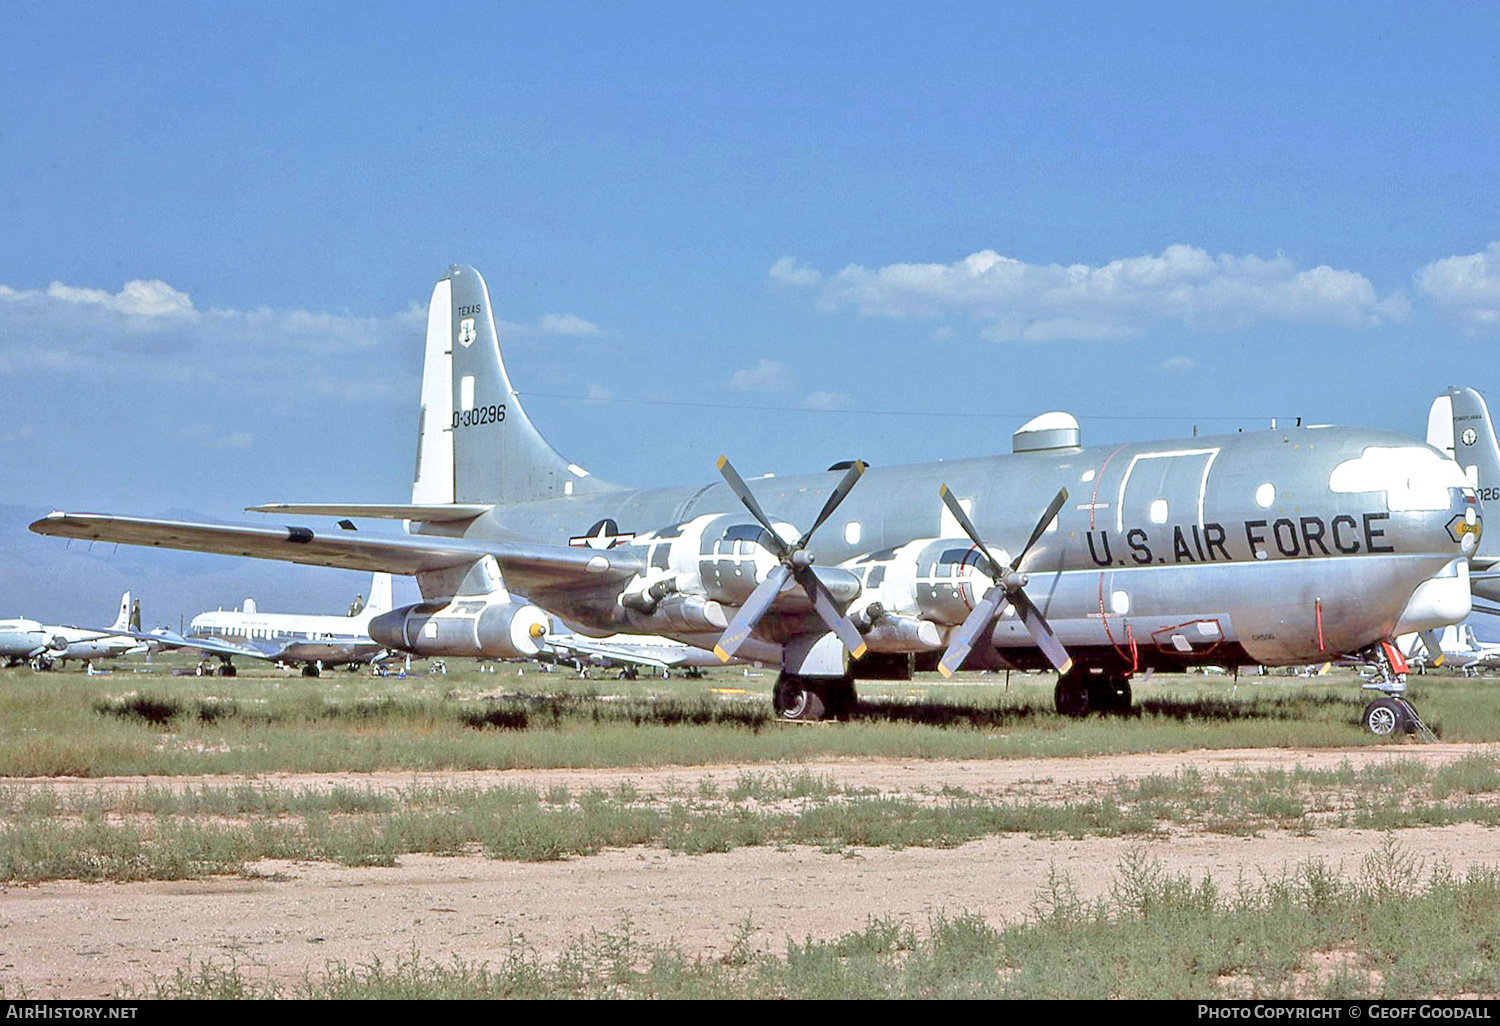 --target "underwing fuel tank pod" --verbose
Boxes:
[32,263,1477,732]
